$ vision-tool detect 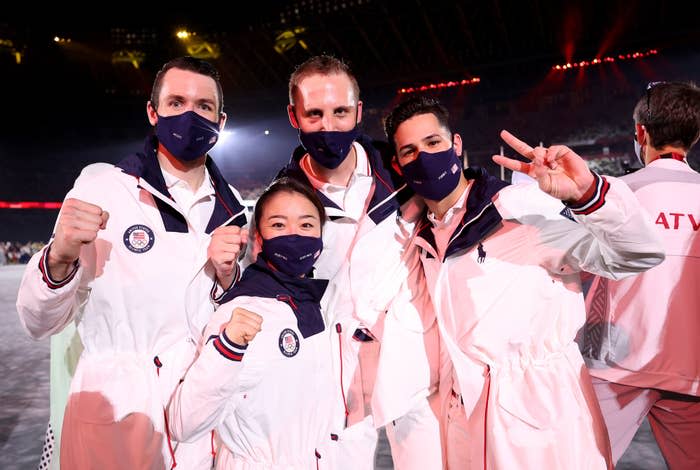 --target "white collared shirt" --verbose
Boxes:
[428,181,472,260]
[162,166,216,234]
[300,142,373,221]
[300,141,374,280]
[427,182,472,397]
